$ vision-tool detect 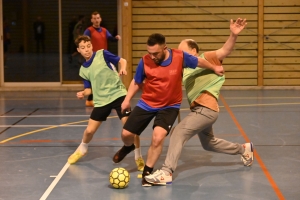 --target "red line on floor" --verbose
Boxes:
[220,94,285,200]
